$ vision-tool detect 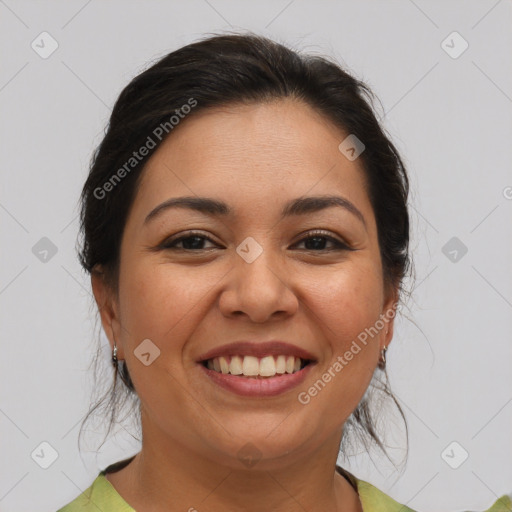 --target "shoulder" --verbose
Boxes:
[480,493,512,512]
[341,467,512,512]
[355,478,417,511]
[56,473,134,512]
